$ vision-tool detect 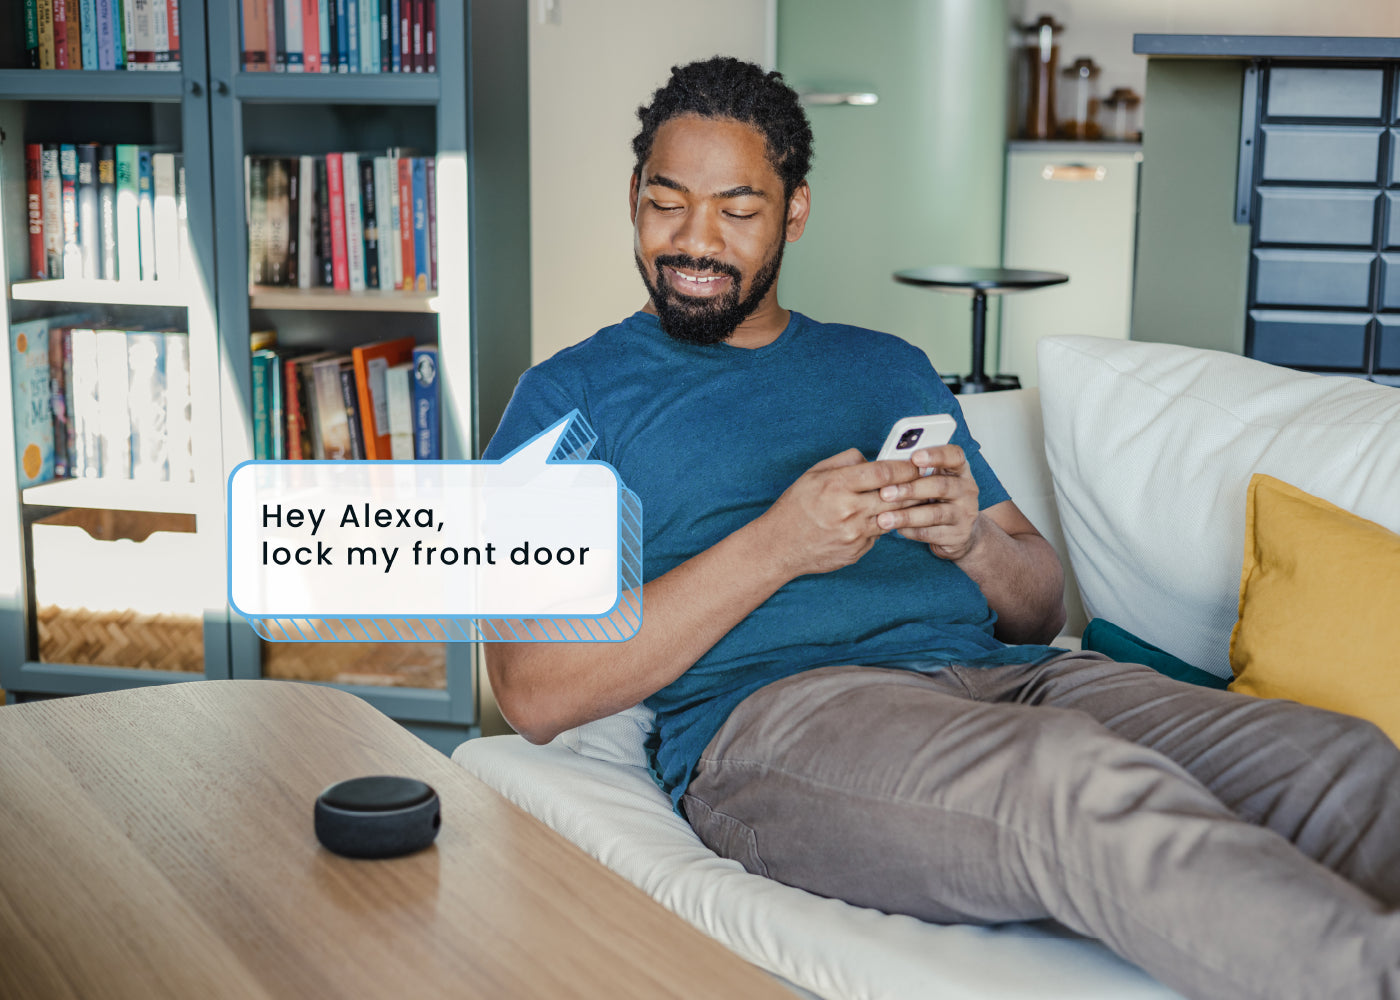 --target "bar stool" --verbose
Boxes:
[894,266,1069,393]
